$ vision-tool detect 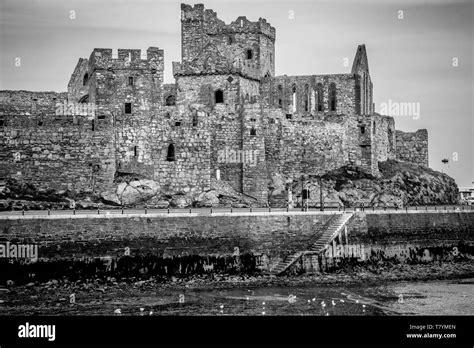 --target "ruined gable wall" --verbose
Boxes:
[67,58,89,103]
